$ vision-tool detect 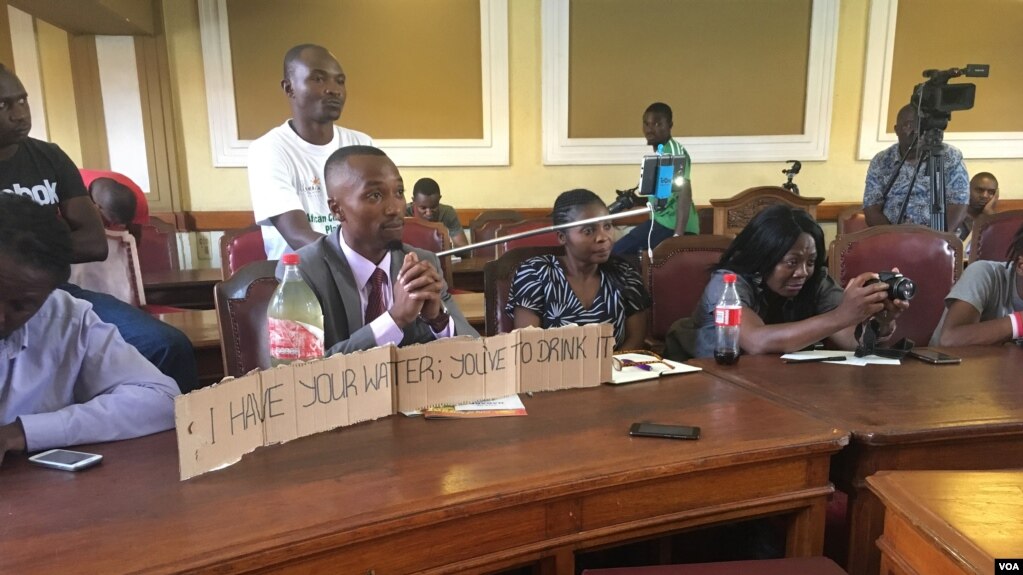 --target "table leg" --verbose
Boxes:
[844,484,886,575]
[786,499,826,557]
[537,549,574,575]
